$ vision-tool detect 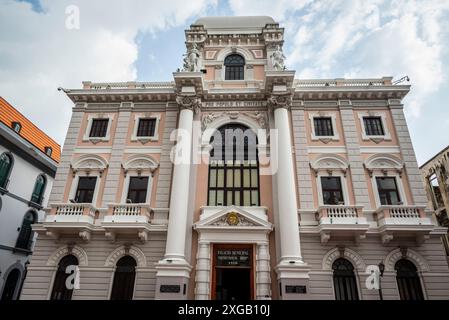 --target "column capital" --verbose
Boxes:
[176,93,201,114]
[267,93,292,111]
